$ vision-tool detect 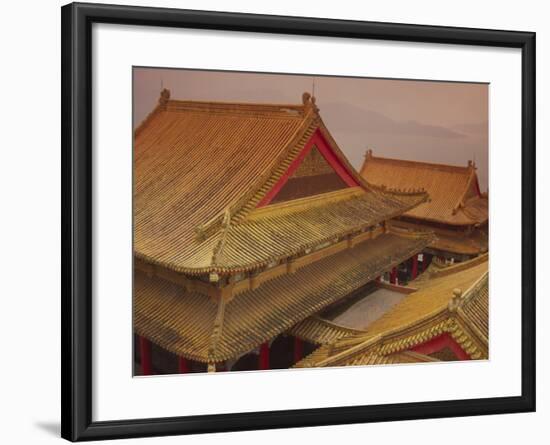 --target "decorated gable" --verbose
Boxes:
[270,146,349,204]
